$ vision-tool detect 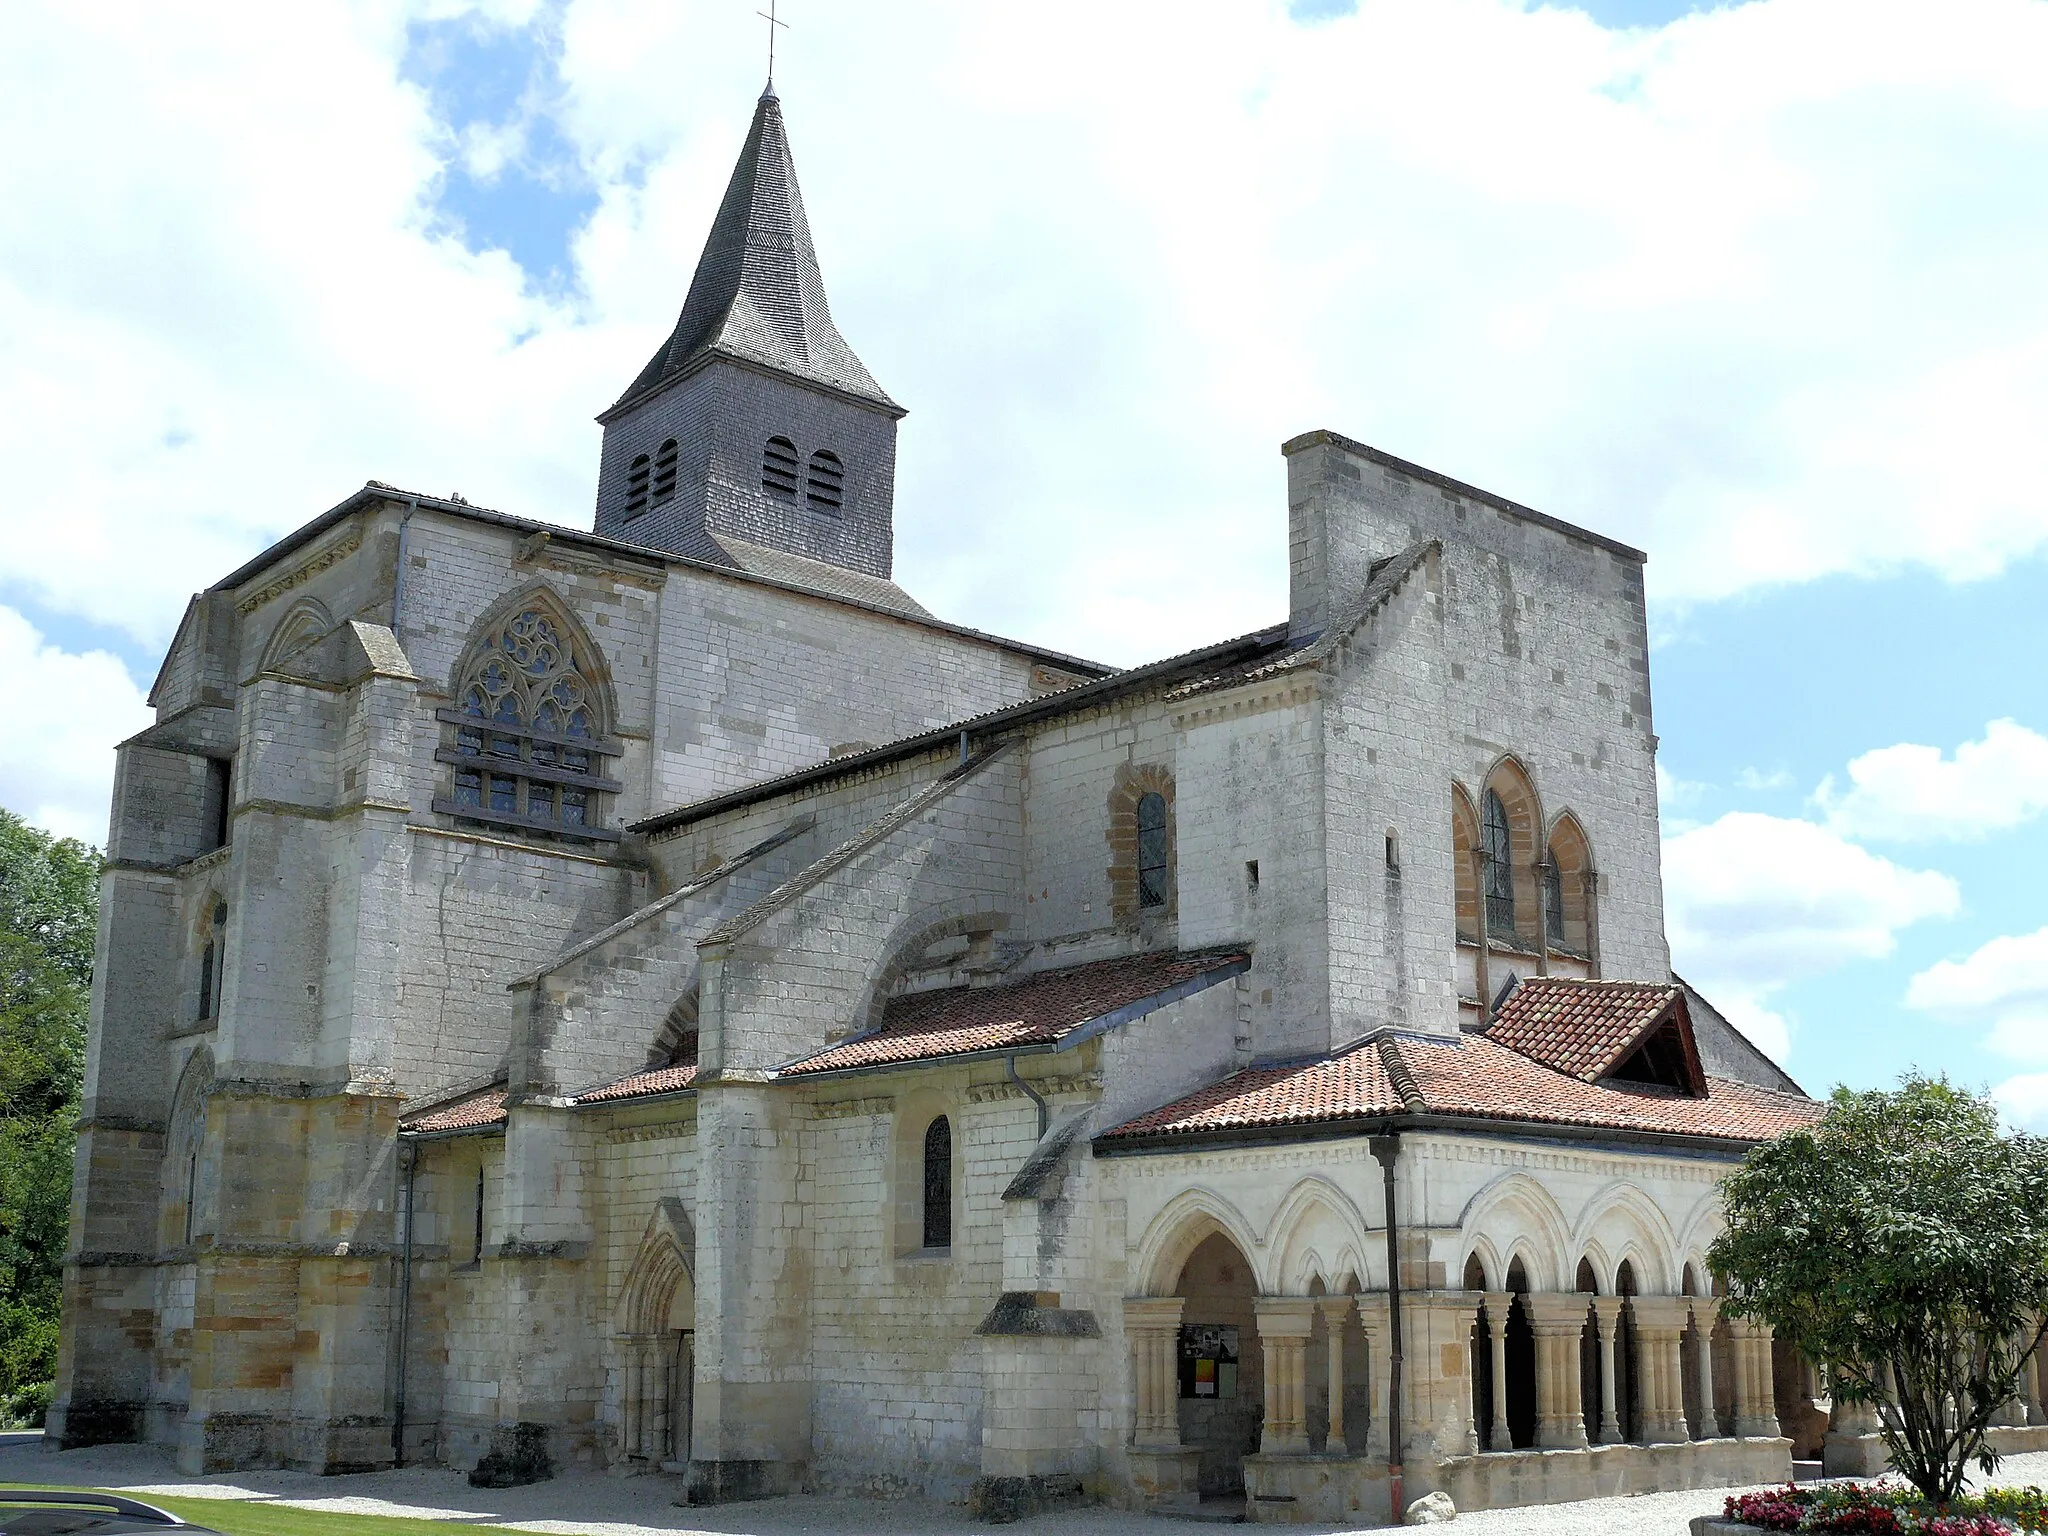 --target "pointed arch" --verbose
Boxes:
[1133,1188,1265,1298]
[161,1046,215,1250]
[1545,810,1595,957]
[1452,782,1481,943]
[1483,755,1544,949]
[436,582,624,842]
[1574,1181,1682,1294]
[1265,1175,1374,1295]
[258,597,333,677]
[842,903,1016,1043]
[616,1197,696,1335]
[647,982,700,1070]
[1460,1233,1505,1293]
[1456,1171,1573,1293]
